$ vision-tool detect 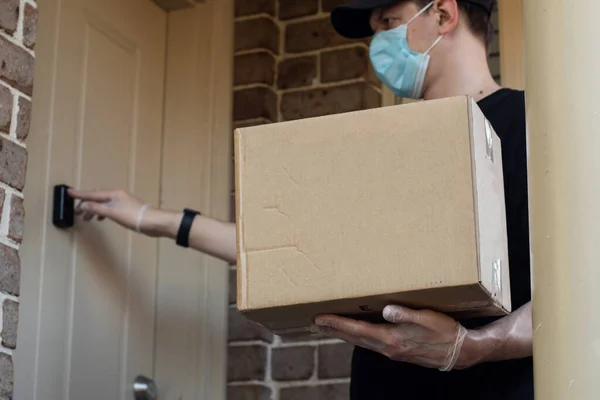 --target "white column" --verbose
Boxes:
[523,1,600,398]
